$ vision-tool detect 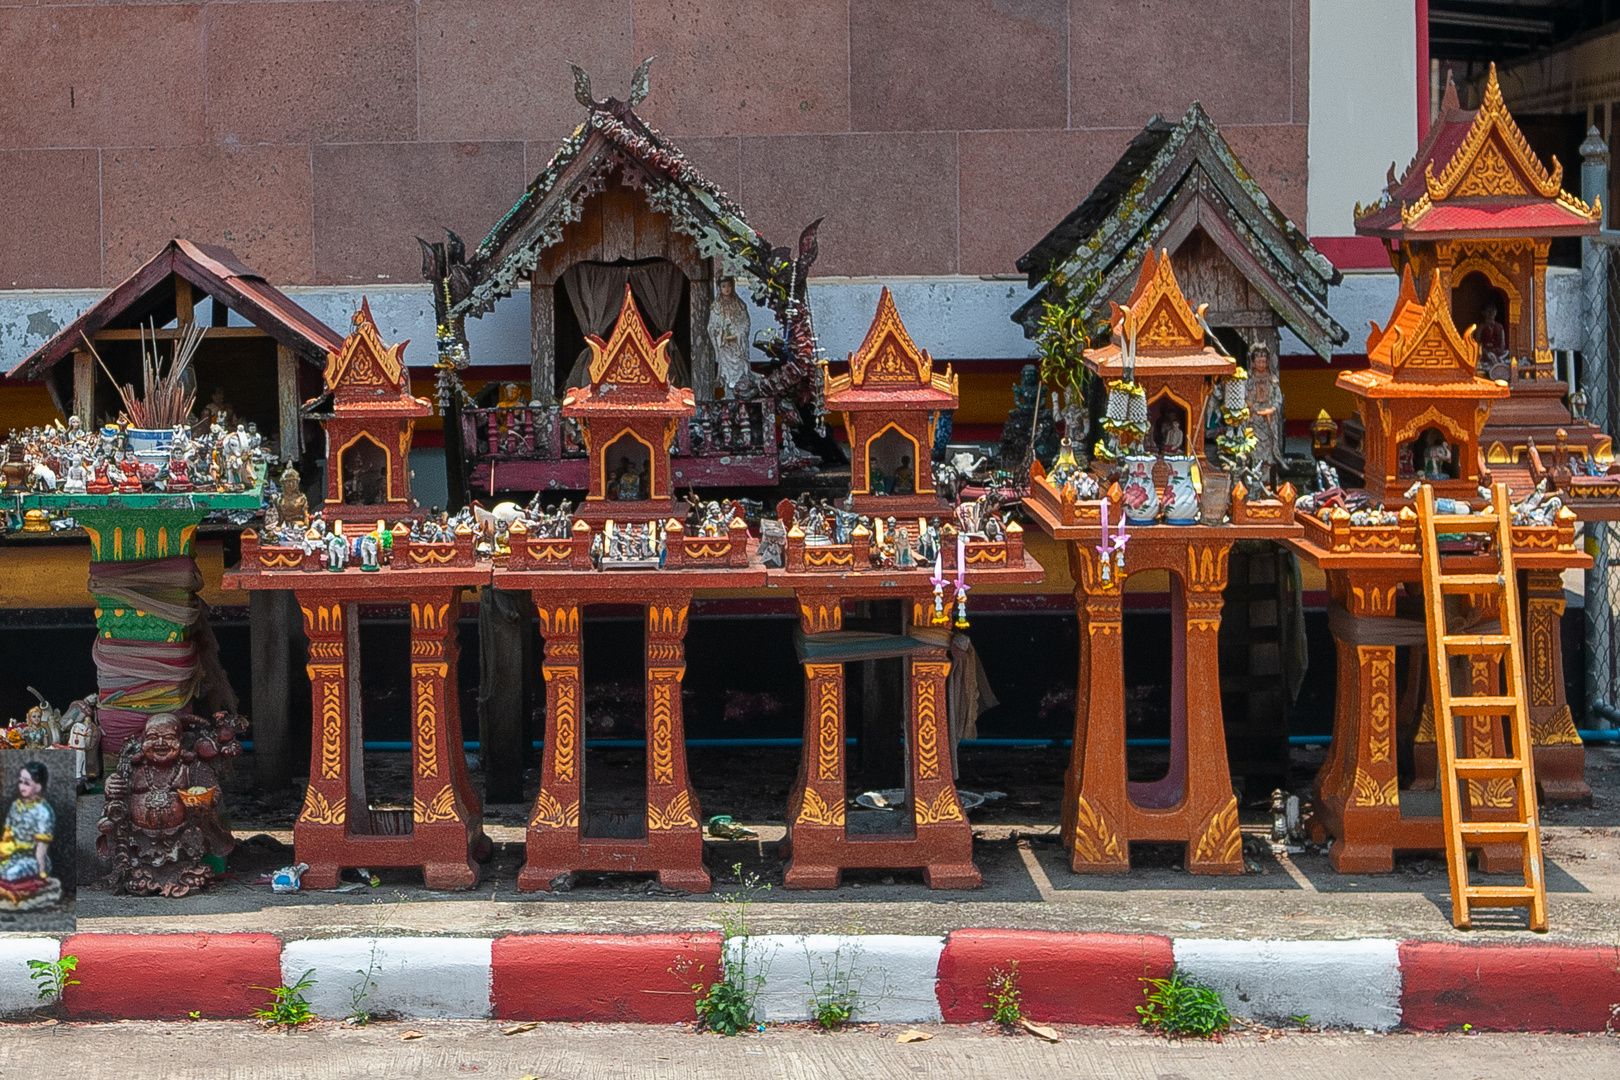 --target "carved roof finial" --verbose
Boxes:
[569,58,655,110]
